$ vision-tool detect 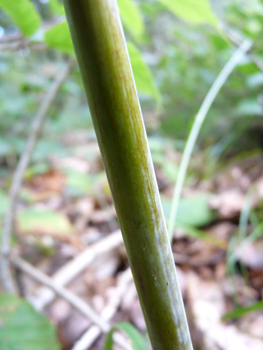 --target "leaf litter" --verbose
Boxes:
[1,134,263,349]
